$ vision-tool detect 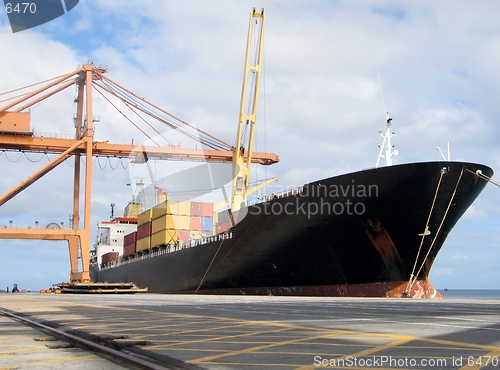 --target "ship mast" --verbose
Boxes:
[375,113,398,168]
